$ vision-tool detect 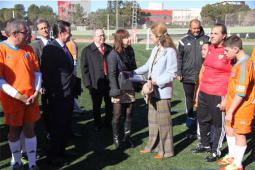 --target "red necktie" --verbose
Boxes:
[100,45,107,75]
